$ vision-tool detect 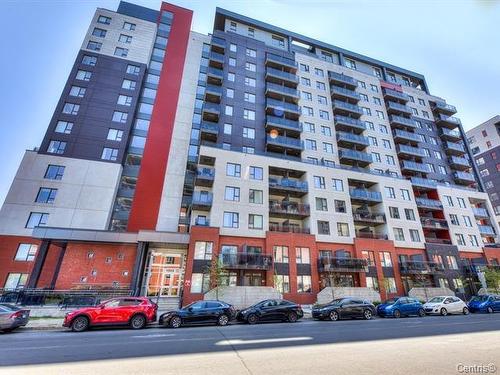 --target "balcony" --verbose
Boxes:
[444,141,466,156]
[336,131,370,149]
[265,53,298,72]
[420,218,449,229]
[448,156,470,171]
[383,88,409,103]
[352,212,386,225]
[356,232,388,240]
[269,178,308,197]
[425,237,452,245]
[416,197,443,210]
[478,225,496,236]
[386,101,413,116]
[436,114,461,129]
[208,51,224,68]
[397,144,426,159]
[194,217,210,226]
[439,128,461,142]
[398,261,444,275]
[389,115,417,130]
[318,257,368,273]
[191,192,213,211]
[454,171,475,185]
[410,177,438,190]
[265,82,299,102]
[473,207,489,218]
[207,67,223,85]
[401,160,430,174]
[265,67,299,86]
[204,84,222,103]
[266,135,303,151]
[339,148,373,167]
[328,71,358,89]
[269,201,310,219]
[350,189,382,205]
[210,36,225,53]
[201,102,220,122]
[330,86,361,102]
[393,129,421,145]
[200,122,219,141]
[265,115,302,136]
[334,115,366,134]
[220,253,273,270]
[195,167,215,187]
[266,98,300,119]
[268,223,310,234]
[432,101,457,116]
[332,100,363,118]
